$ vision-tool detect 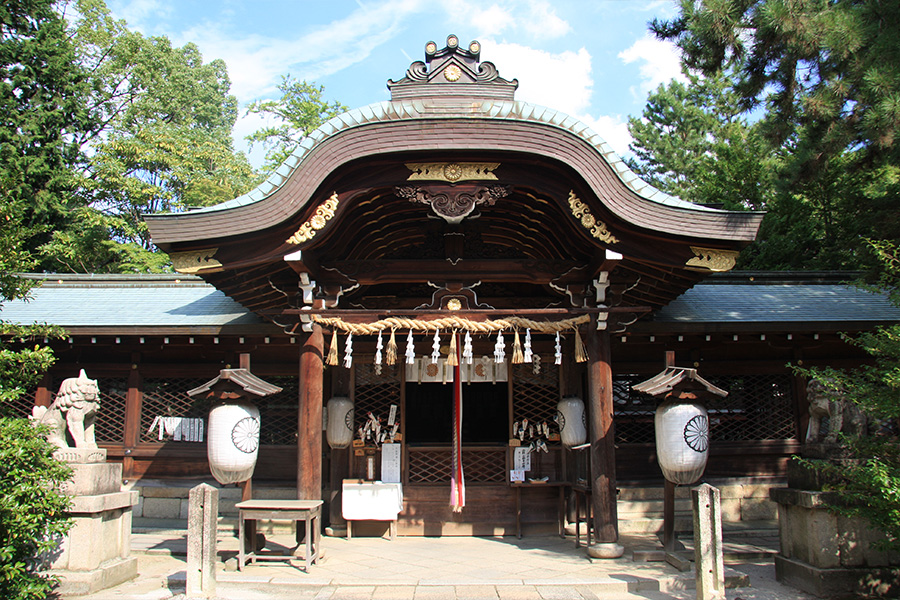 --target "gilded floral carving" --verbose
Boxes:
[567,191,618,244]
[286,193,340,245]
[406,162,499,182]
